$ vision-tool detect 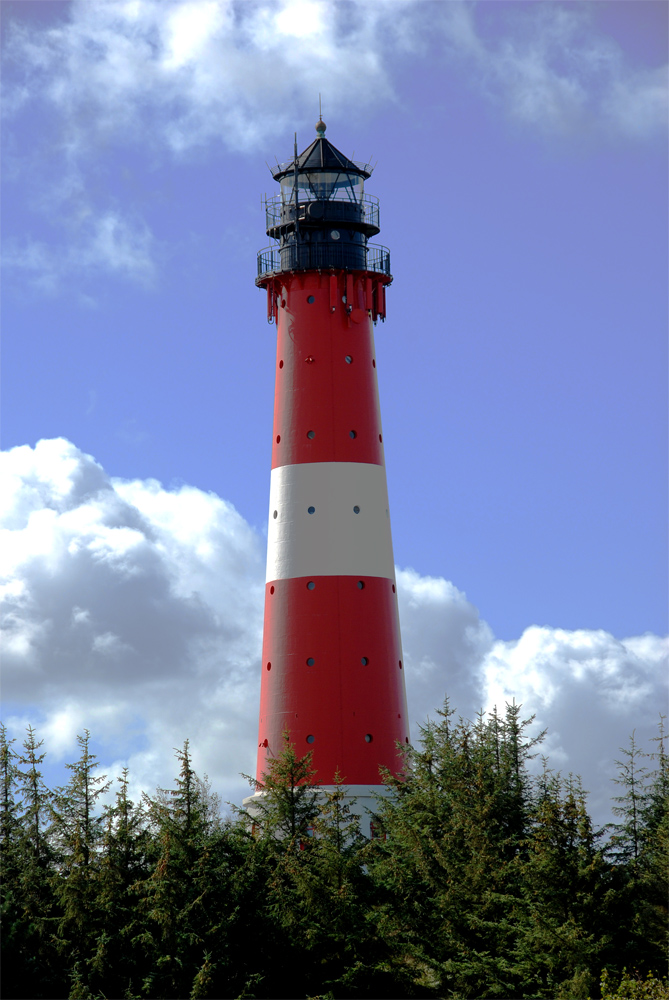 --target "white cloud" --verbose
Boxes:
[439,2,667,138]
[1,438,666,823]
[1,438,265,804]
[3,0,662,157]
[2,1,664,289]
[2,213,156,292]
